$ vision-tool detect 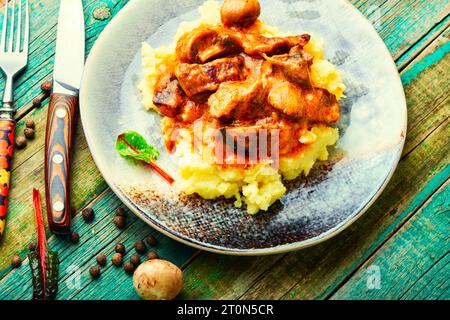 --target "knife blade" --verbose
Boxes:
[53,0,85,94]
[45,0,85,235]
